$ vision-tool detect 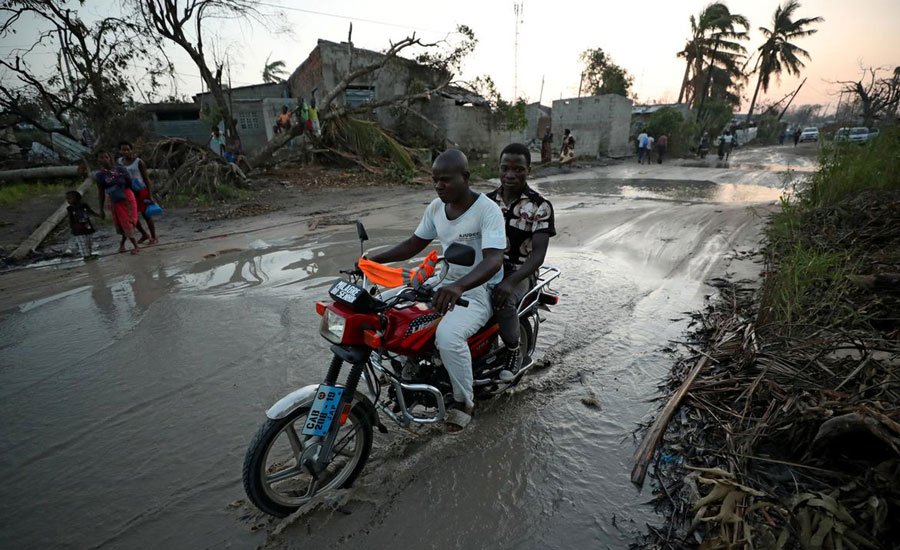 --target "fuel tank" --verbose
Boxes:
[382,302,498,360]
